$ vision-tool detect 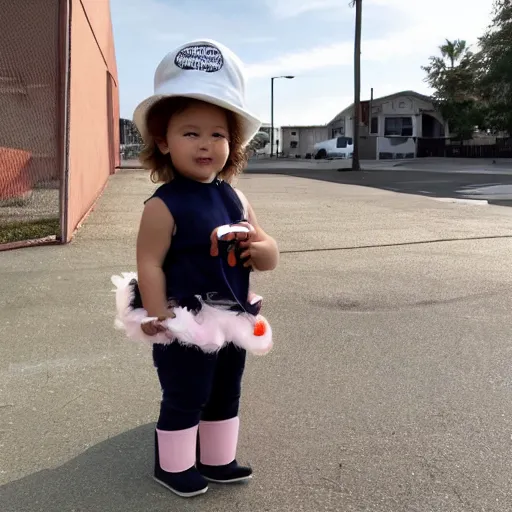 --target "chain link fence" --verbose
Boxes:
[0,2,61,248]
[119,118,143,167]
